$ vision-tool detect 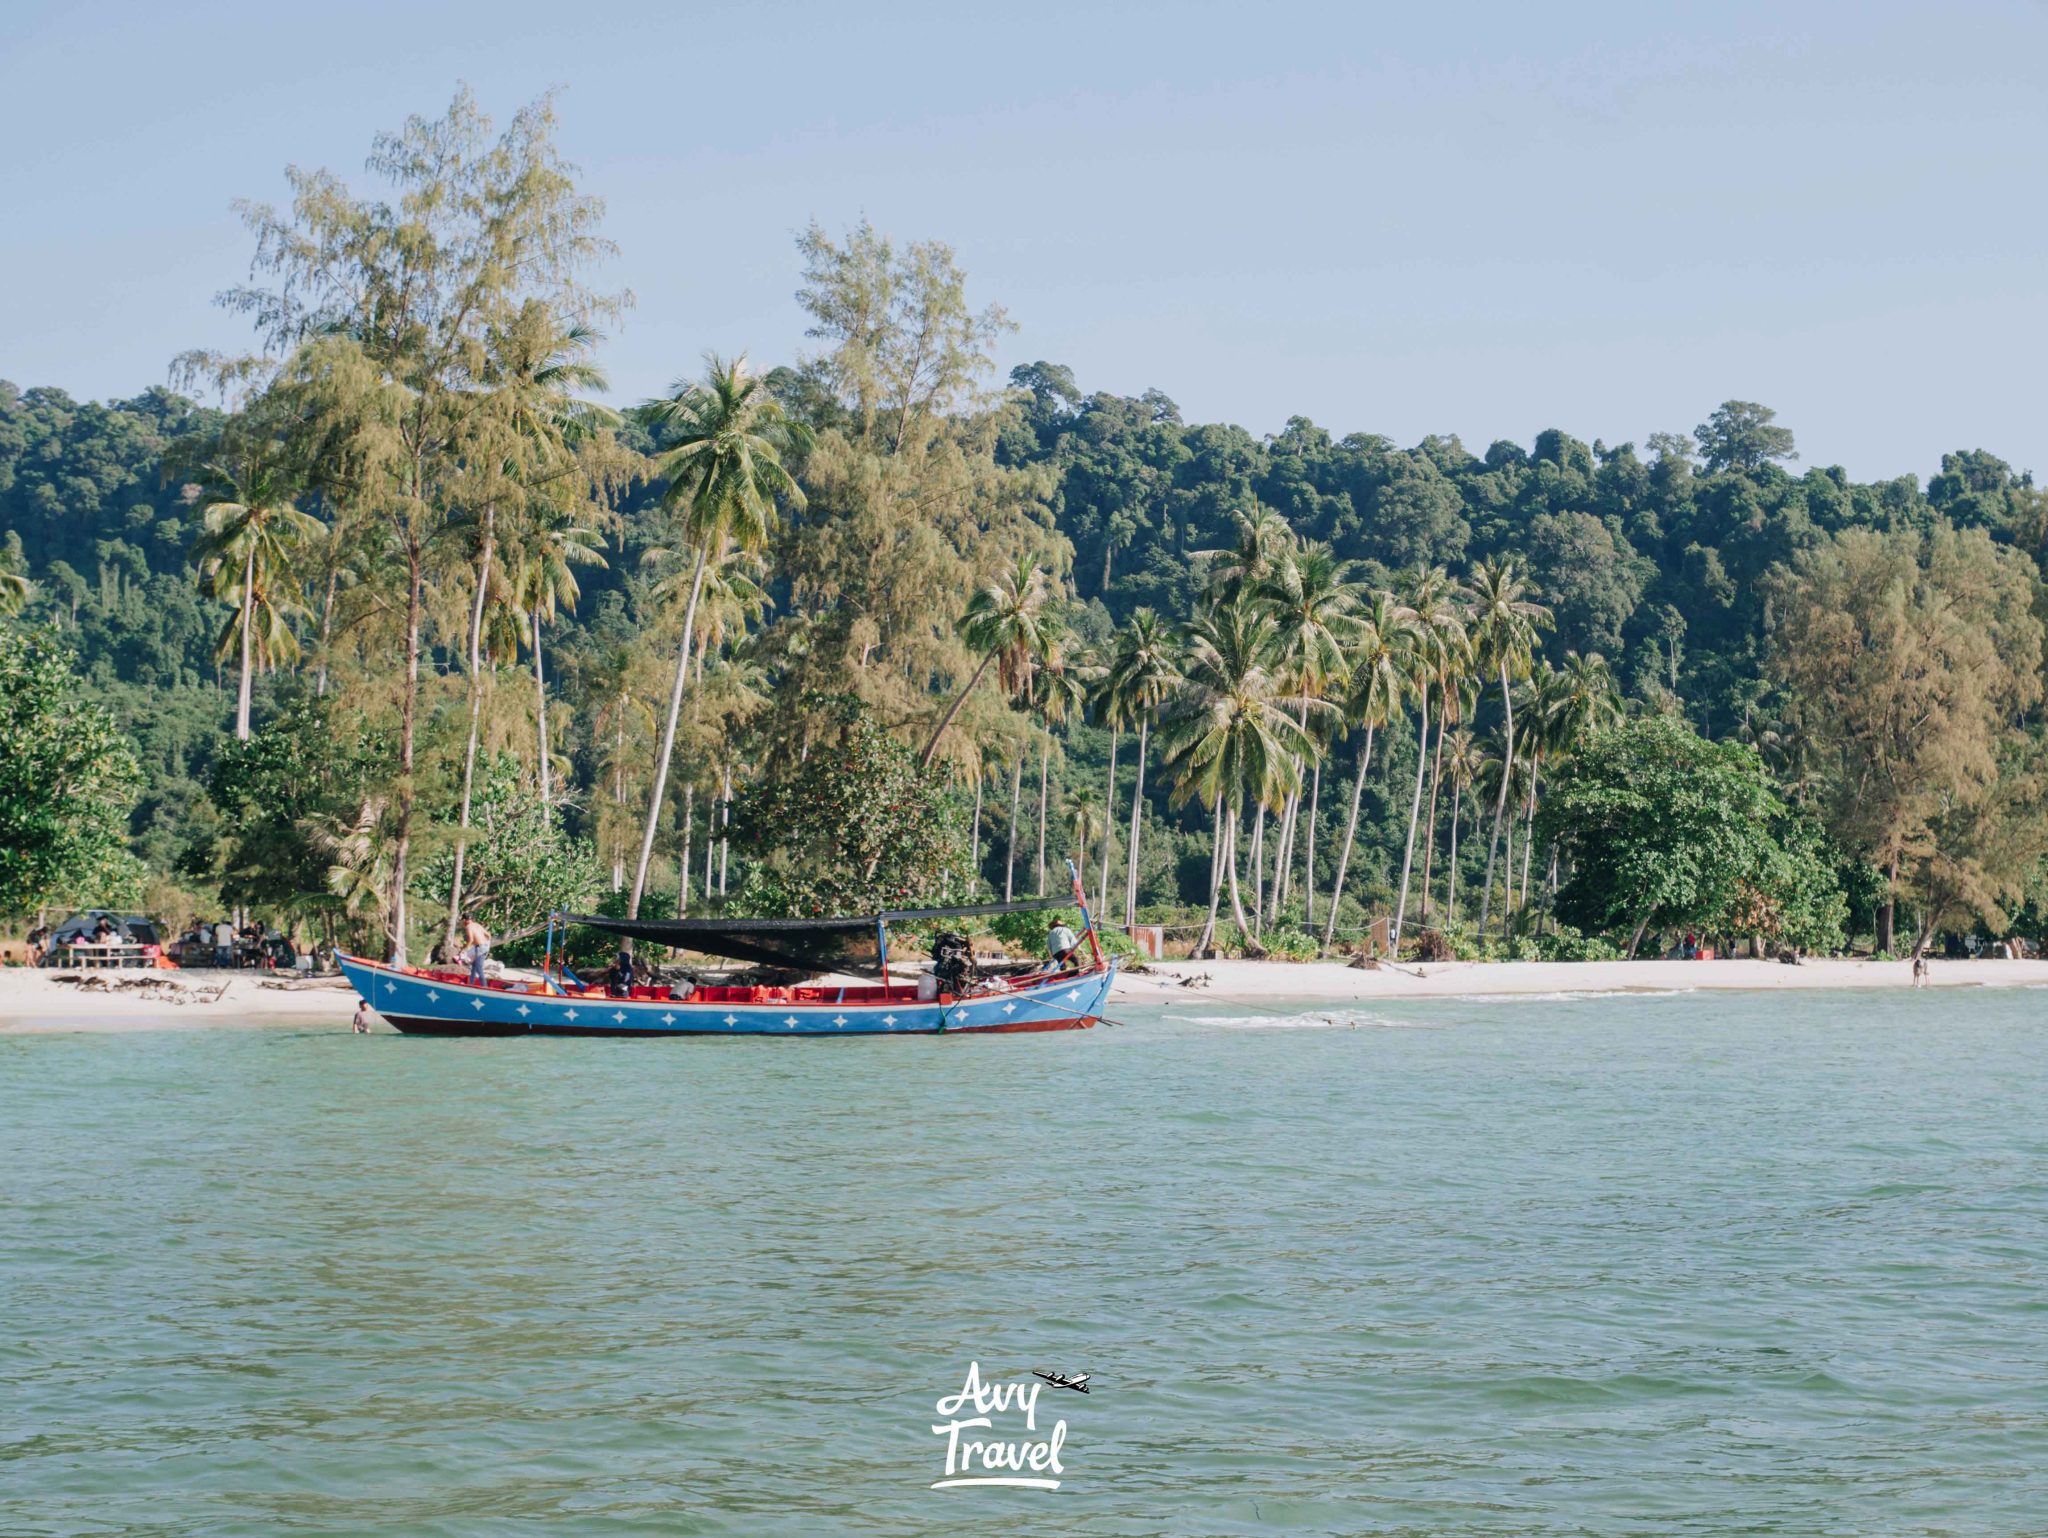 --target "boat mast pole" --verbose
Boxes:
[543,912,557,995]
[877,916,890,1000]
[1068,858,1104,967]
